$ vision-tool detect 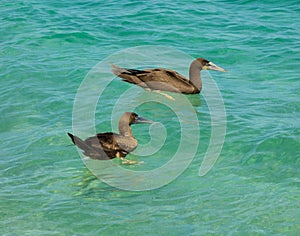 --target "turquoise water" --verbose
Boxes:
[1,0,300,235]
